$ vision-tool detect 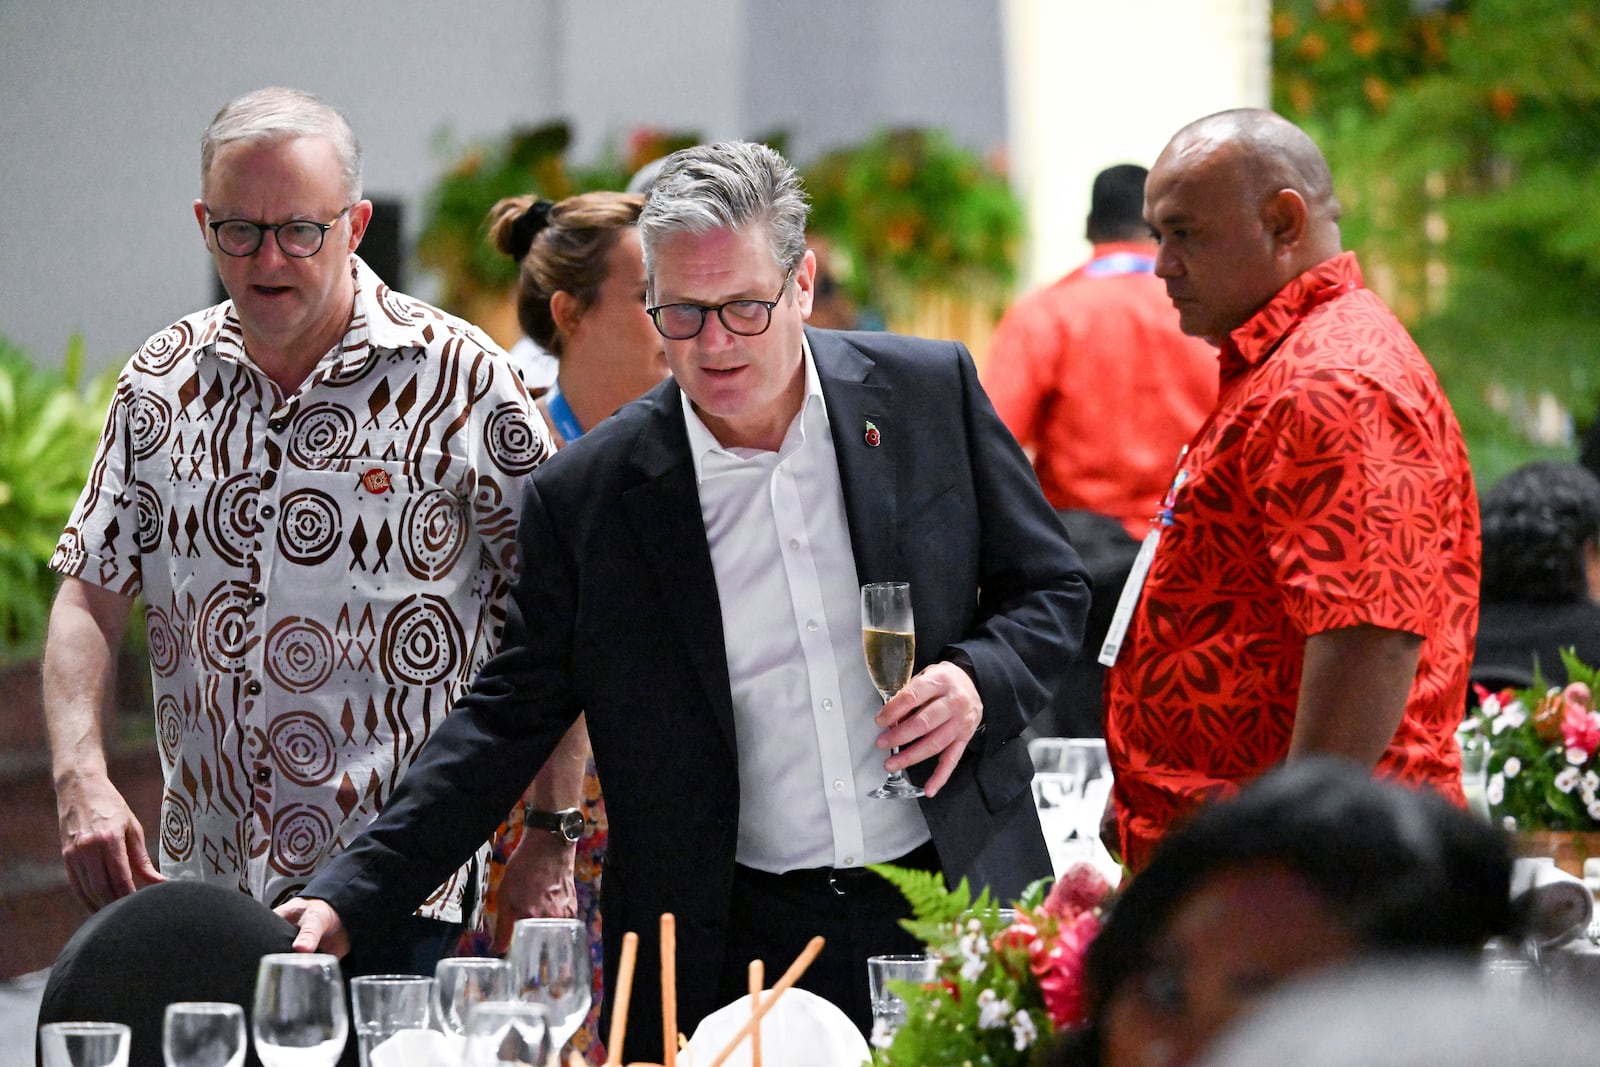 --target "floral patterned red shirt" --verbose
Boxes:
[1105,252,1479,872]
